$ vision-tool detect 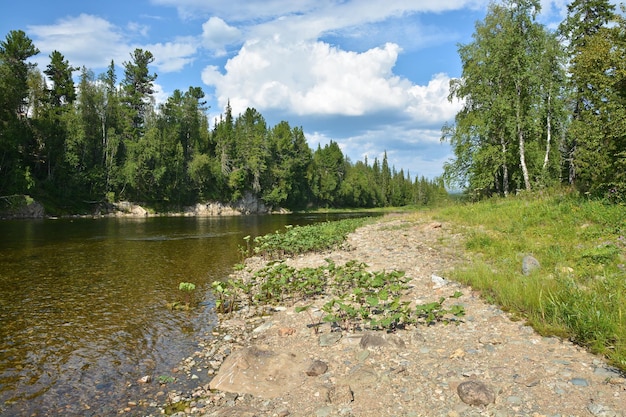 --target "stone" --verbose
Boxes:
[209,347,308,398]
[328,384,354,405]
[137,375,152,384]
[319,332,342,347]
[252,321,274,333]
[306,360,329,376]
[522,255,540,275]
[587,403,621,417]
[359,333,387,349]
[570,377,590,386]
[431,274,449,288]
[457,380,496,406]
[278,327,296,336]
